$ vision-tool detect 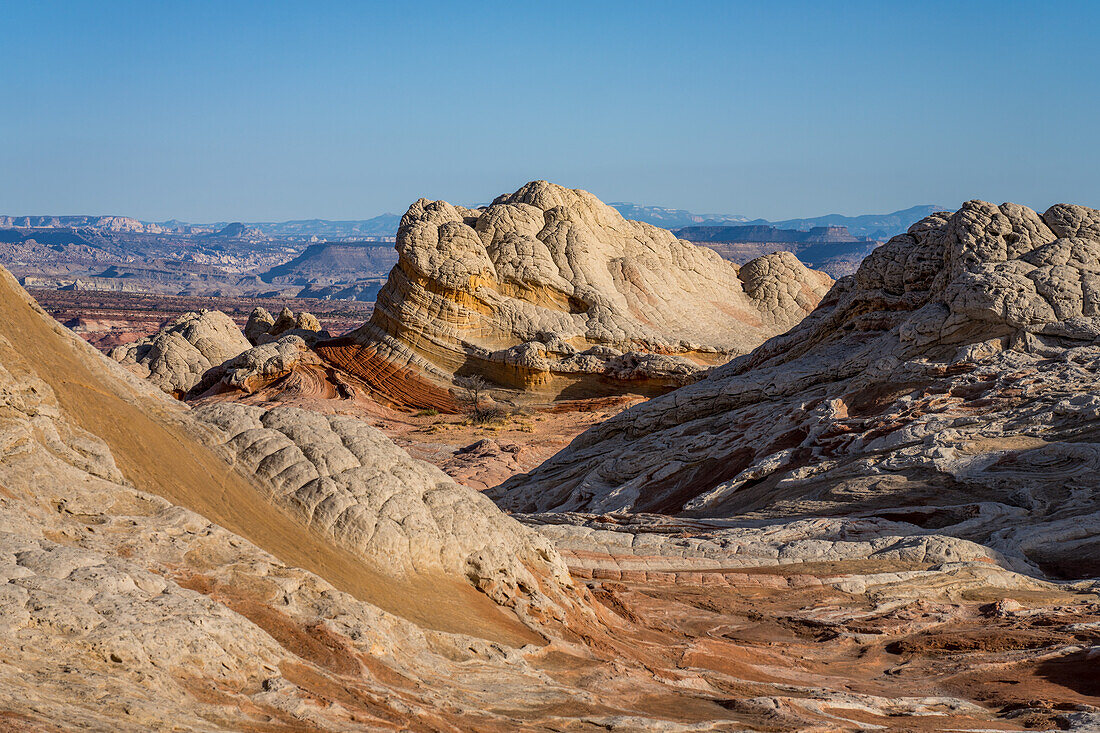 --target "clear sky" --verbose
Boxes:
[2,1,1097,222]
